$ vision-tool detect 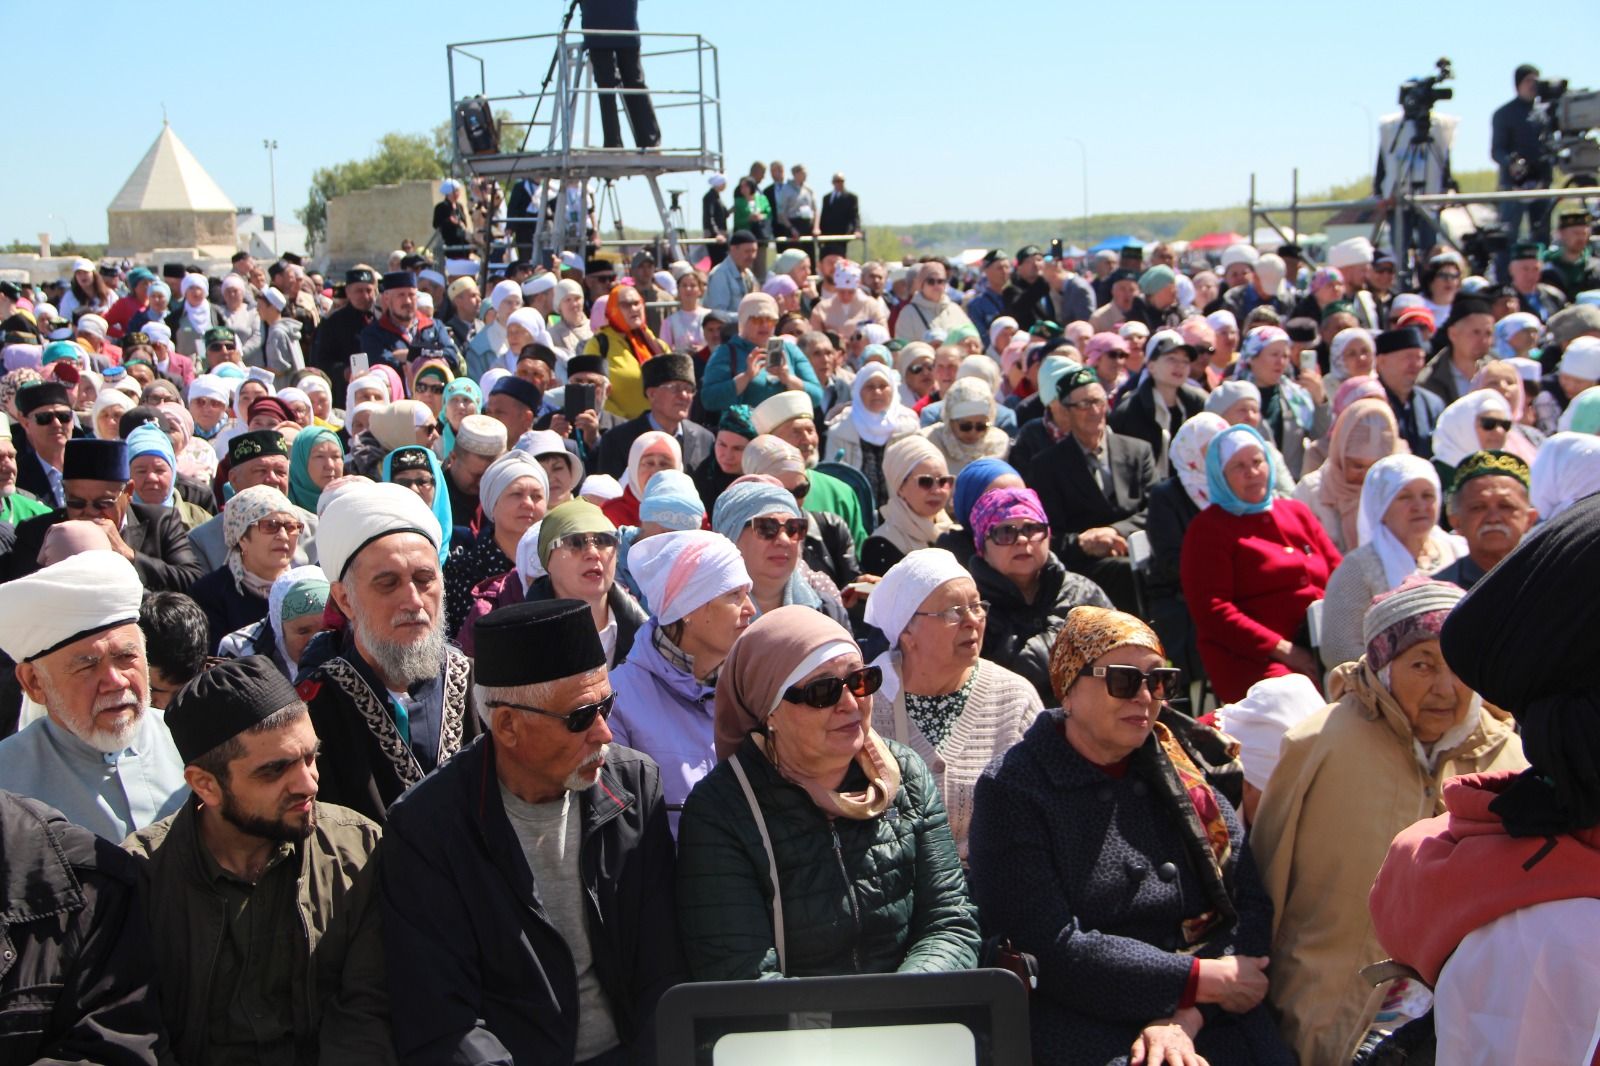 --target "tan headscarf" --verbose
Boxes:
[1318,397,1401,549]
[870,435,956,556]
[716,604,900,819]
[1048,605,1165,705]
